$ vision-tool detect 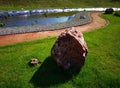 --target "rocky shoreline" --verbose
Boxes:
[0,12,91,35]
